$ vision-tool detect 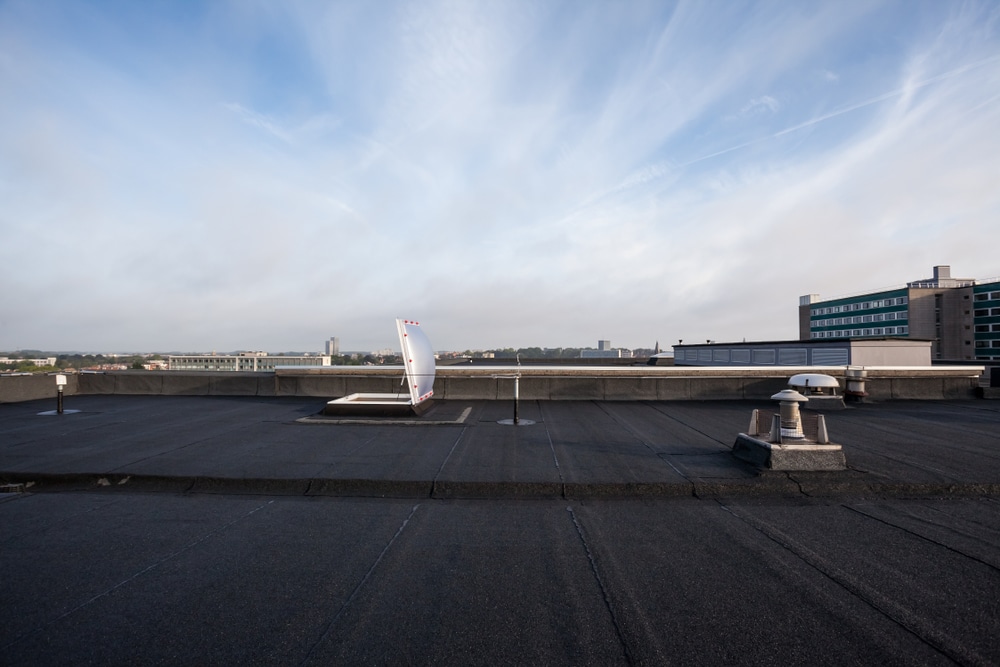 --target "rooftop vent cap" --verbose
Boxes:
[771,389,808,440]
[771,389,809,403]
[788,373,839,396]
